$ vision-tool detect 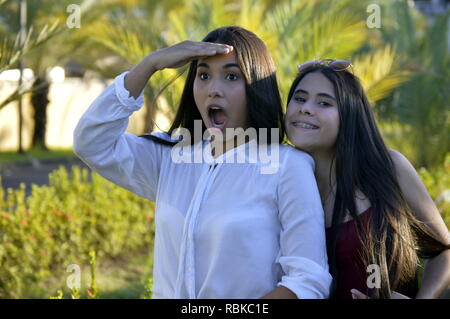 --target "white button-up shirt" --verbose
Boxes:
[73,72,332,299]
